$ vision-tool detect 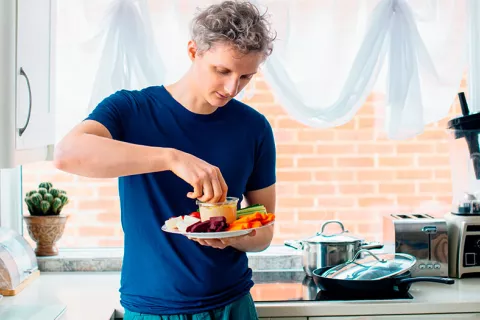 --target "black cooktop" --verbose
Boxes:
[251,275,413,302]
